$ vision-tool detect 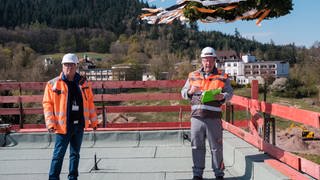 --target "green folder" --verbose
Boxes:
[201,89,222,103]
